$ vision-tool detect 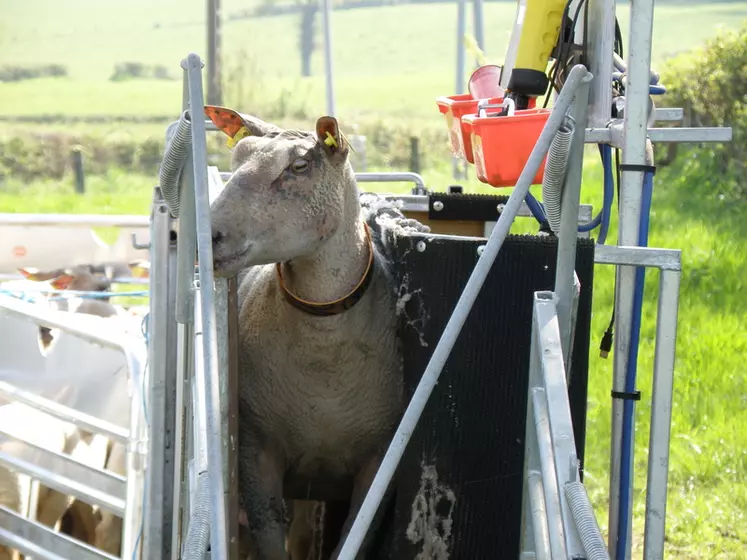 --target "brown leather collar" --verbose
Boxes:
[275,223,375,317]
